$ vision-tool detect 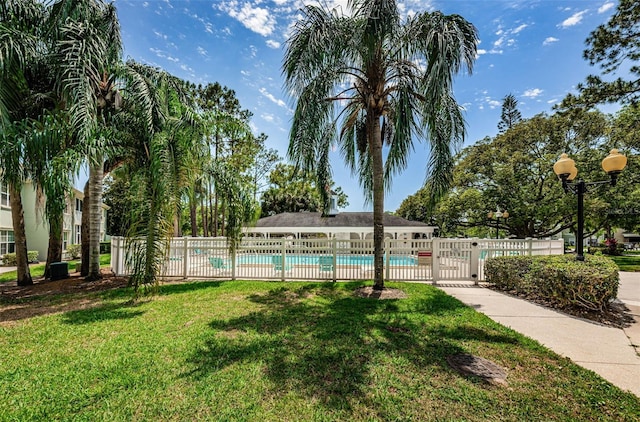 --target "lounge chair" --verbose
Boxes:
[209,257,227,269]
[318,255,334,272]
[272,255,293,272]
